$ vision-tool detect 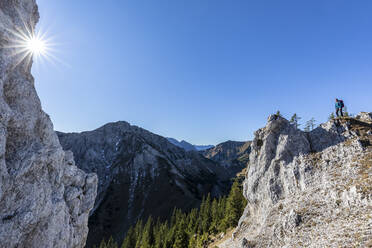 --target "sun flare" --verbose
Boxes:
[26,36,46,56]
[18,30,52,62]
[2,22,58,68]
